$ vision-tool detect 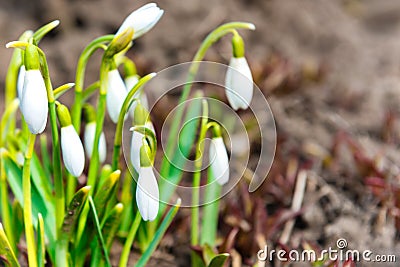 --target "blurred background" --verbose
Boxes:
[1,0,400,266]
